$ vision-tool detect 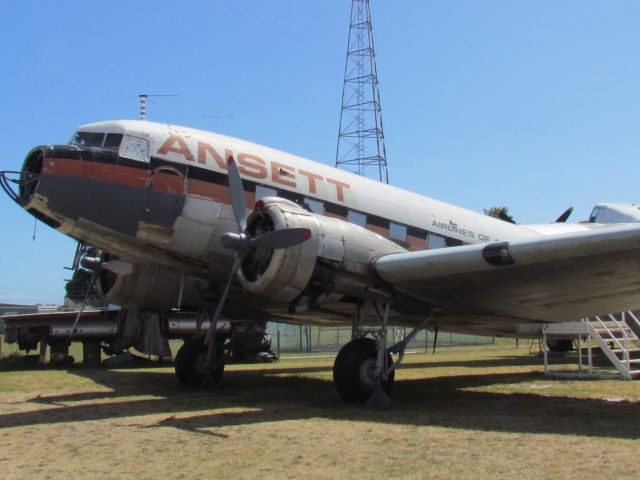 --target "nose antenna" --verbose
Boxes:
[0,170,24,204]
[138,93,177,120]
